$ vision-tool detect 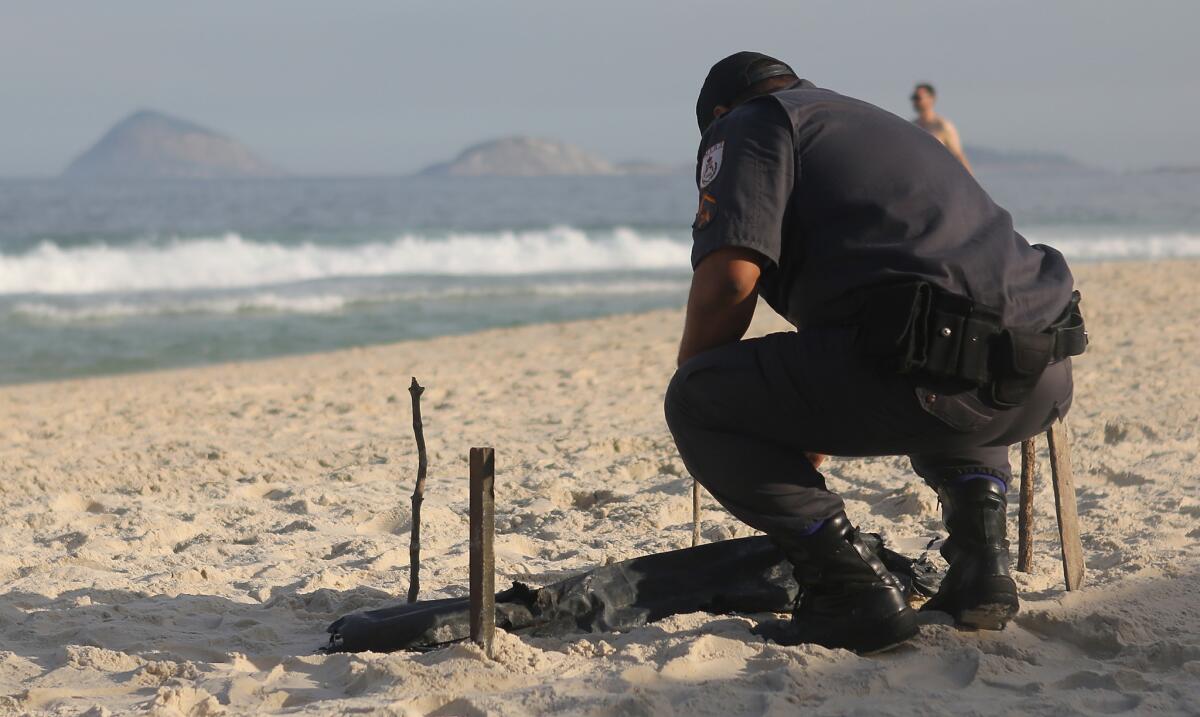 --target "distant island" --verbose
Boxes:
[419,136,1088,178]
[62,109,282,180]
[57,114,1098,180]
[419,136,685,177]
